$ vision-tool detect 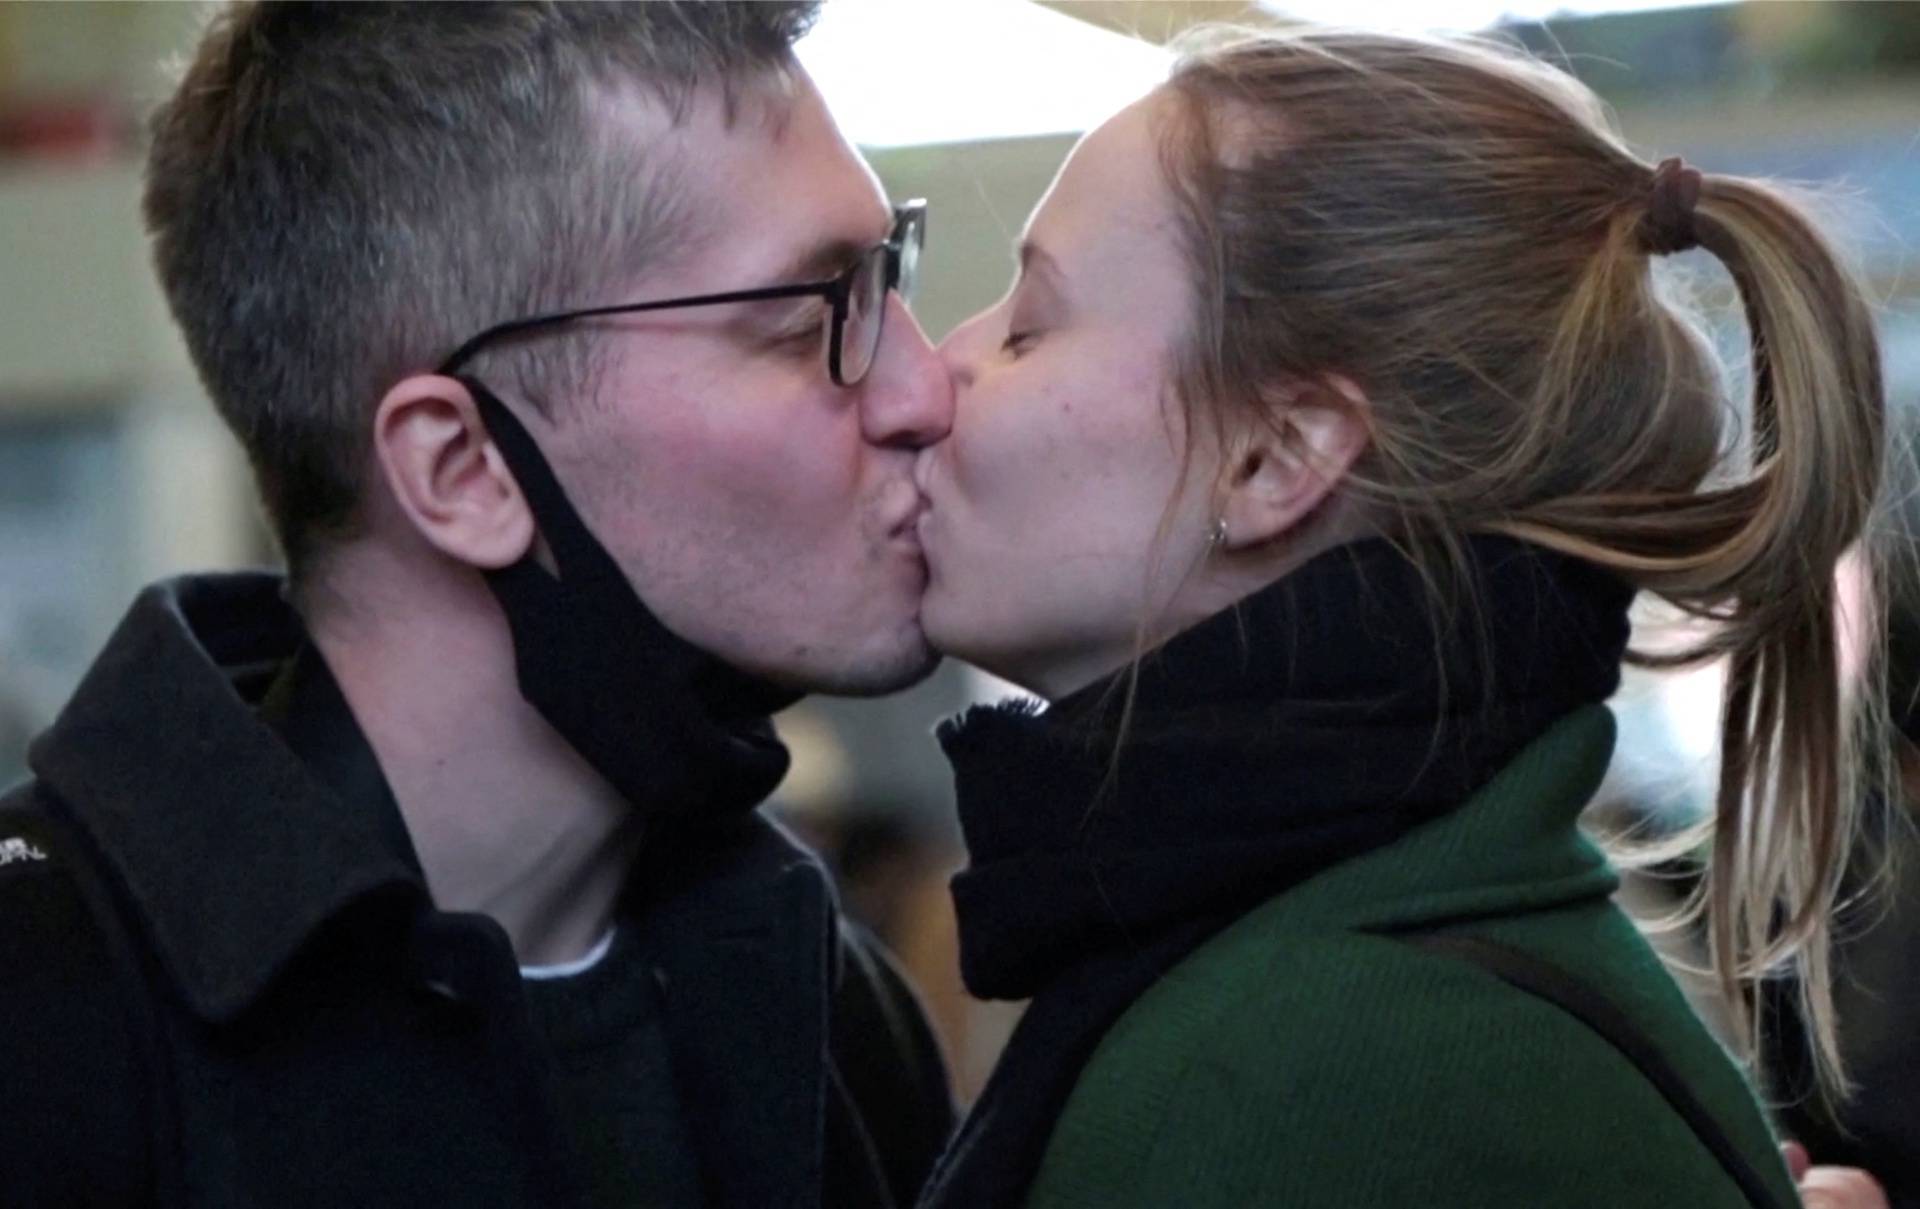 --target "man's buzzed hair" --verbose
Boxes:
[144,1,821,578]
